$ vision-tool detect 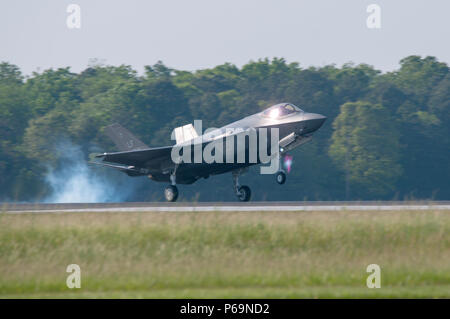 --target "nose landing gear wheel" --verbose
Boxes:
[276,171,286,185]
[164,185,178,202]
[237,185,251,202]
